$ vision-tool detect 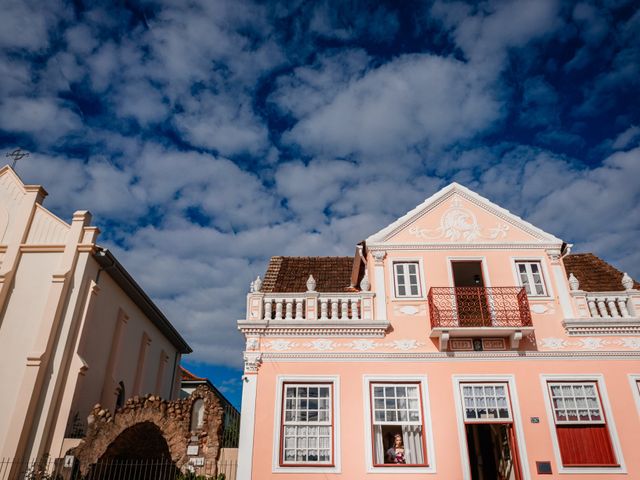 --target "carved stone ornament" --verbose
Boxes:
[360,271,371,291]
[568,273,580,291]
[243,351,262,373]
[245,337,259,351]
[408,197,509,242]
[622,272,634,291]
[546,249,561,264]
[372,250,386,265]
[250,275,262,293]
[306,274,317,292]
